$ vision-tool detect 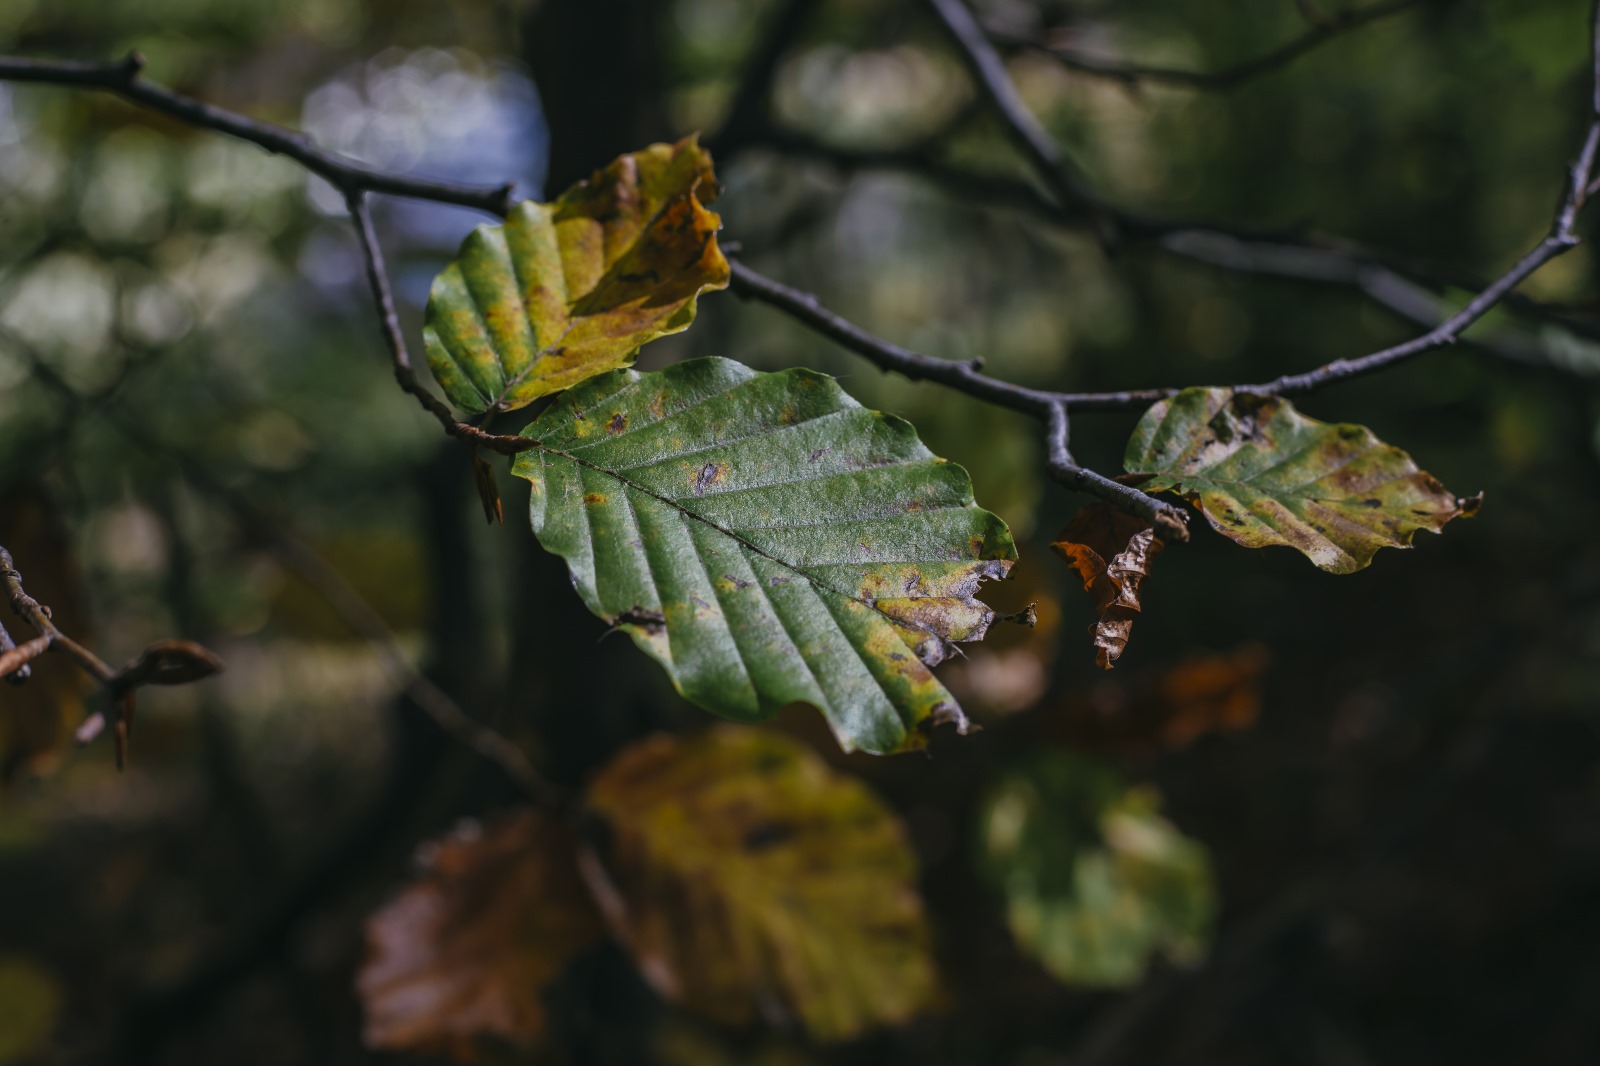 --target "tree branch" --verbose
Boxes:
[0,53,515,213]
[2,543,221,766]
[990,0,1438,93]
[345,191,538,455]
[727,261,1191,538]
[6,324,563,807]
[924,0,1119,246]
